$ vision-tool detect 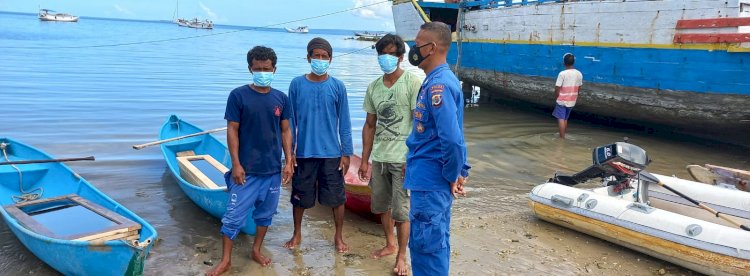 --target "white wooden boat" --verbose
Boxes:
[38,9,78,22]
[529,142,750,275]
[354,31,385,40]
[186,18,213,29]
[175,18,189,27]
[285,26,309,33]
